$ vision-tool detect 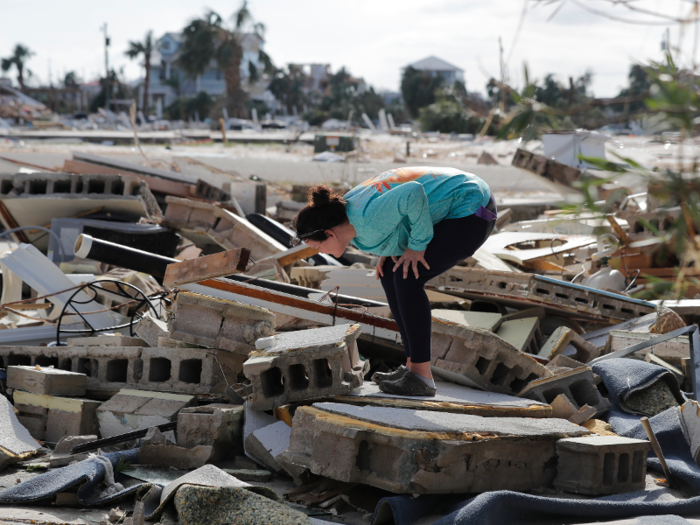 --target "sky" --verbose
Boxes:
[0,0,687,98]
